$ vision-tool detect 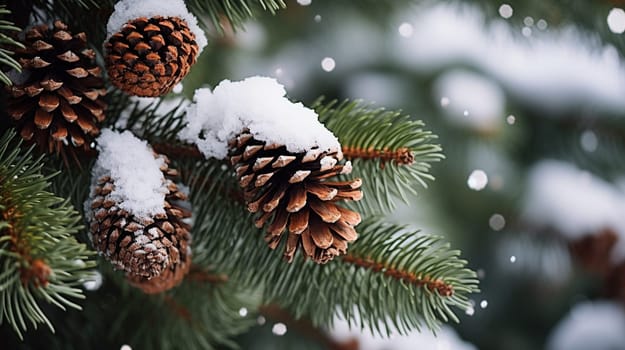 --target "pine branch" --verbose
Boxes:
[0,6,24,86]
[264,219,478,335]
[315,99,444,213]
[187,0,286,33]
[185,168,478,336]
[0,130,94,339]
